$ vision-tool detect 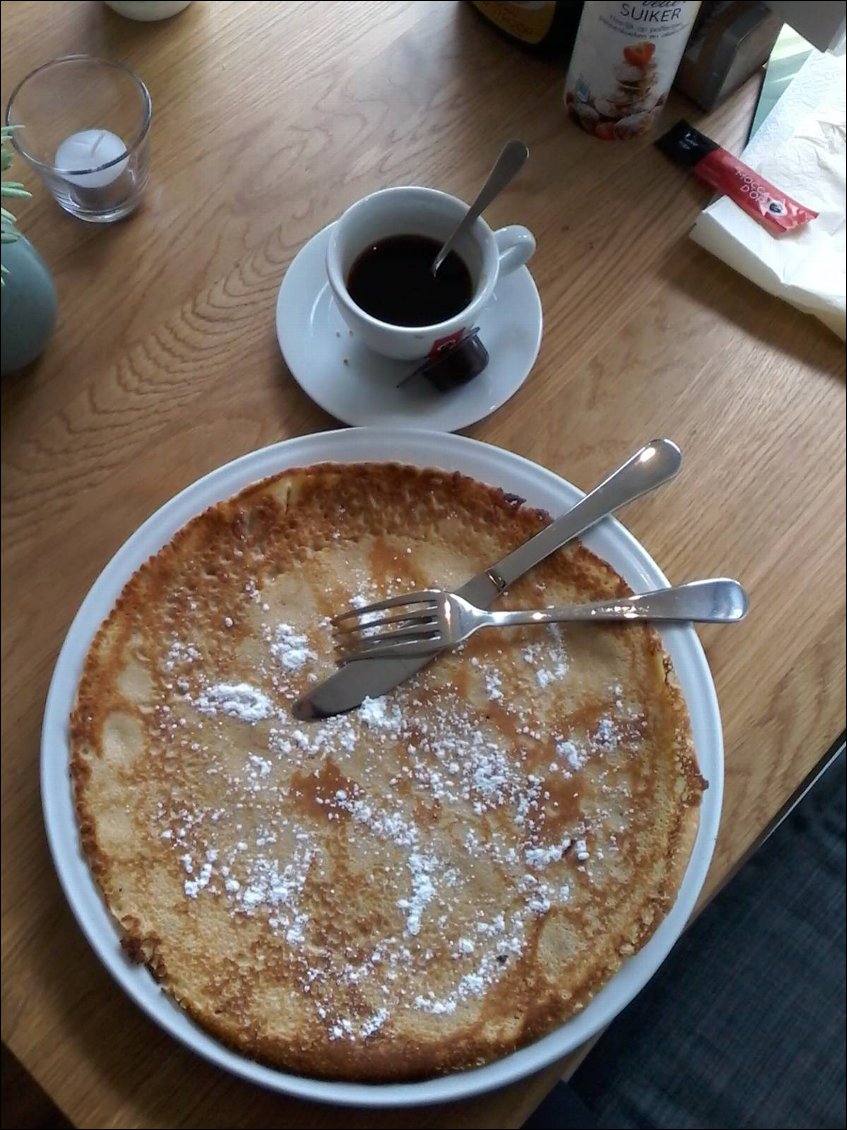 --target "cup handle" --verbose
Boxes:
[494,225,535,278]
